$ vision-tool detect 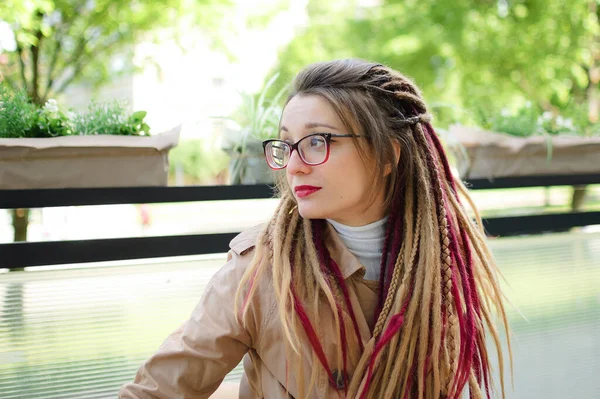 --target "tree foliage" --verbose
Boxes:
[273,0,600,126]
[0,0,233,105]
[0,0,234,242]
